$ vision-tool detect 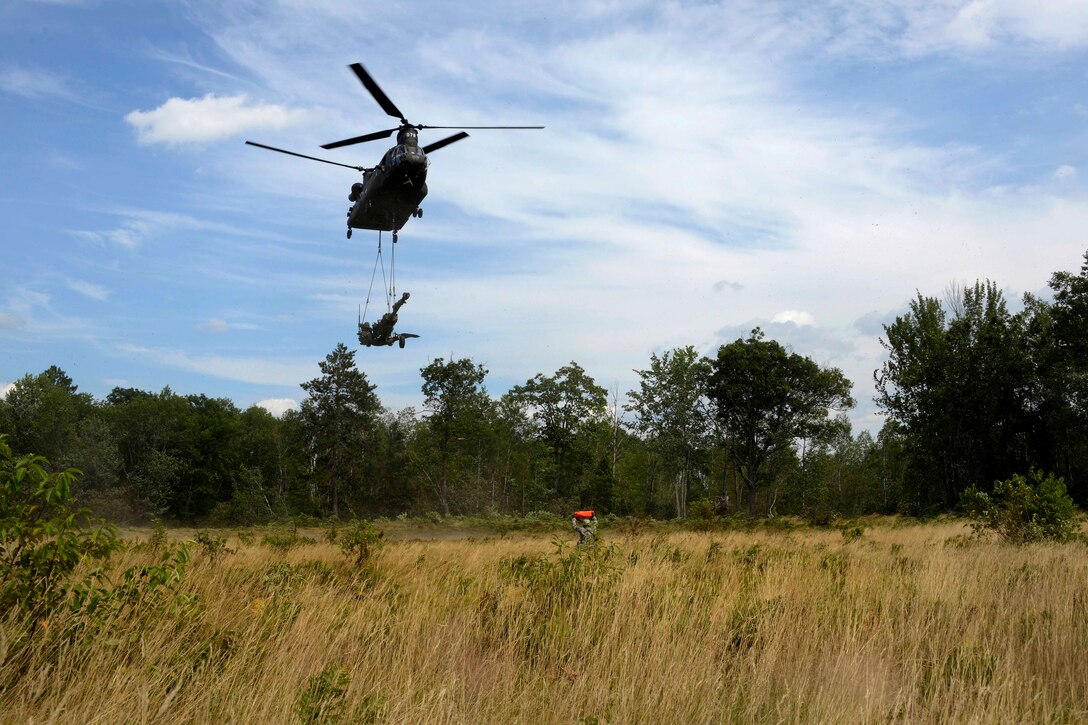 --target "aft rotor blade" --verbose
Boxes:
[321,127,398,150]
[422,132,469,154]
[349,62,405,122]
[245,141,368,171]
